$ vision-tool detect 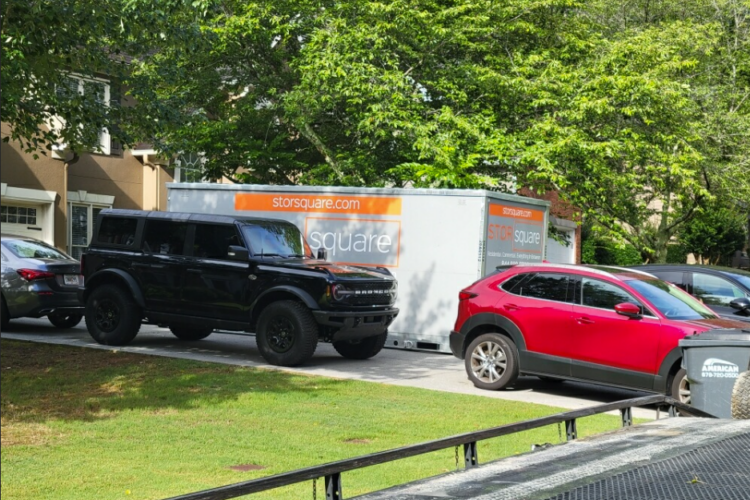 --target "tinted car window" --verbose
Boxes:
[518,273,569,303]
[193,224,242,259]
[500,273,530,293]
[628,278,717,320]
[693,273,747,307]
[650,271,686,290]
[96,216,137,246]
[2,239,71,260]
[143,220,189,256]
[581,278,635,310]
